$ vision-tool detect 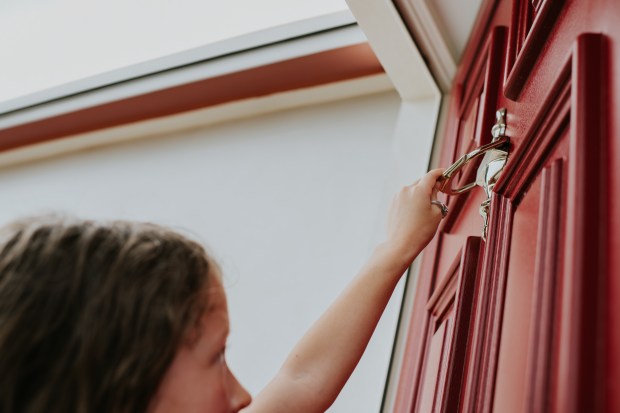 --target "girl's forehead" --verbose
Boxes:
[204,276,229,319]
[183,277,228,351]
[191,278,229,348]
